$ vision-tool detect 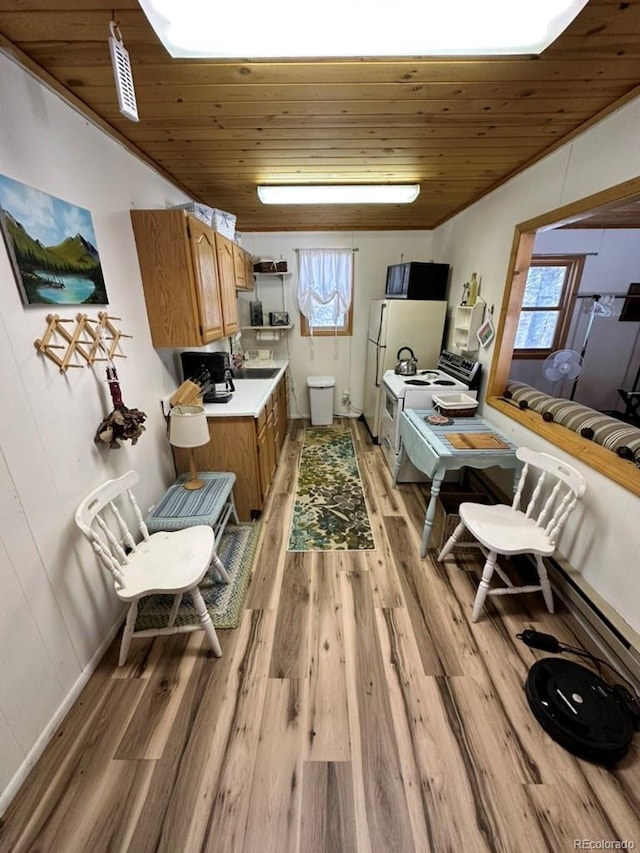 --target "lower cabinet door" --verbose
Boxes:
[257,422,271,499]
